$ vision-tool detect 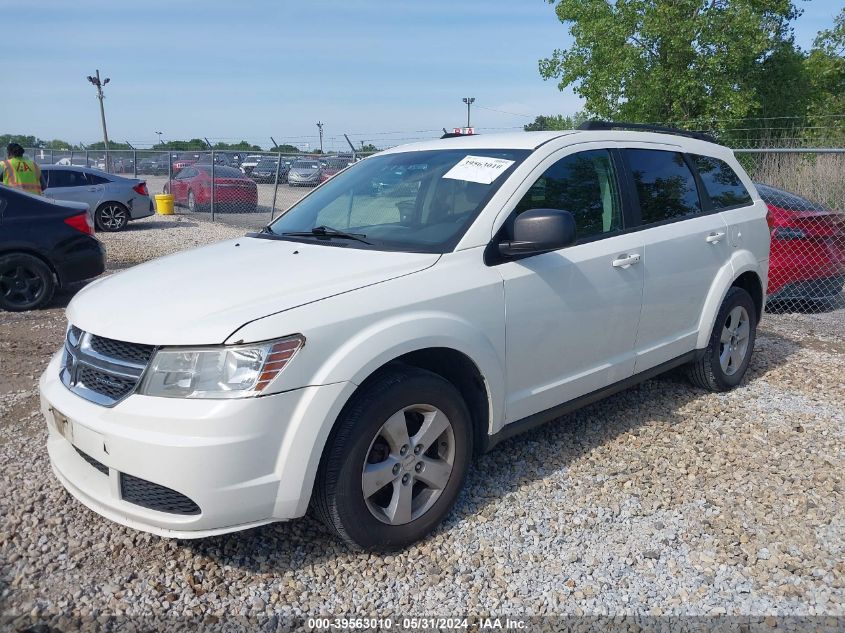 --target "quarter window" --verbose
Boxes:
[624,149,701,225]
[690,155,752,209]
[86,173,109,185]
[509,149,623,241]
